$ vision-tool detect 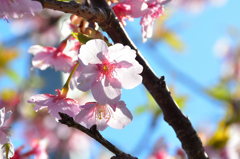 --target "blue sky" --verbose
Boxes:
[0,0,240,158]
